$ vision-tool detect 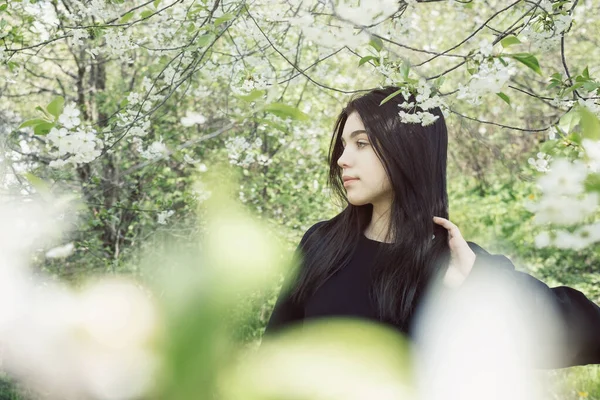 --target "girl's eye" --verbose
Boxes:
[341,141,369,149]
